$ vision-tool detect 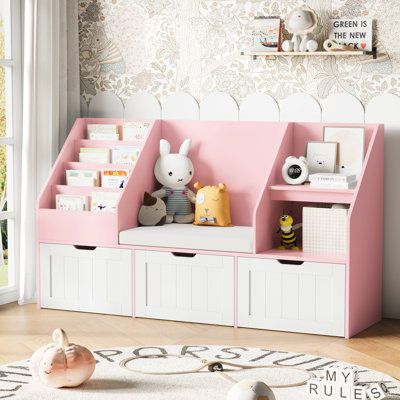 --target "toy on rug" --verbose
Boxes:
[282,6,319,52]
[307,364,389,400]
[277,214,302,250]
[30,328,95,388]
[120,353,313,396]
[193,182,232,227]
[226,379,276,400]
[138,192,167,226]
[152,138,196,224]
